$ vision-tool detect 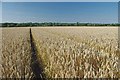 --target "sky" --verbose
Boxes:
[2,2,118,23]
[1,0,120,2]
